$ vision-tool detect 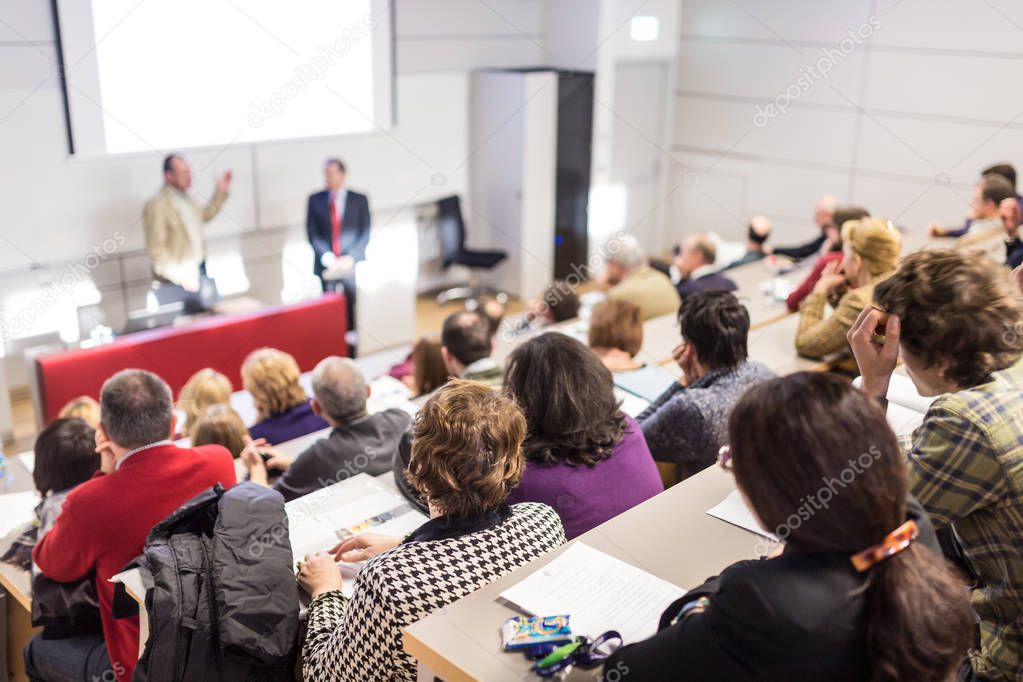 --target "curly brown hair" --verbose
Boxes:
[873,249,1023,388]
[241,348,310,419]
[406,379,526,518]
[588,299,643,357]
